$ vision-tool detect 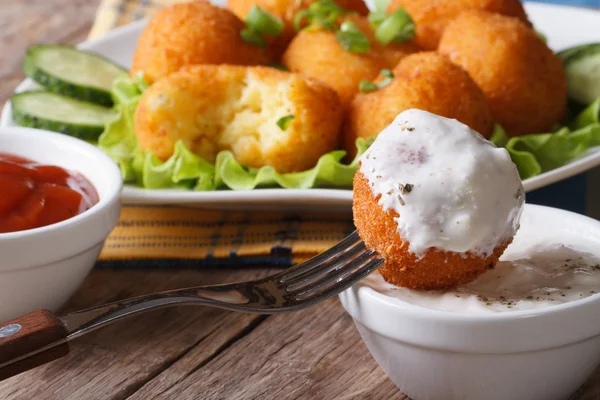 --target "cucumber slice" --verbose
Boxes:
[23,45,127,107]
[561,43,600,105]
[11,91,117,140]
